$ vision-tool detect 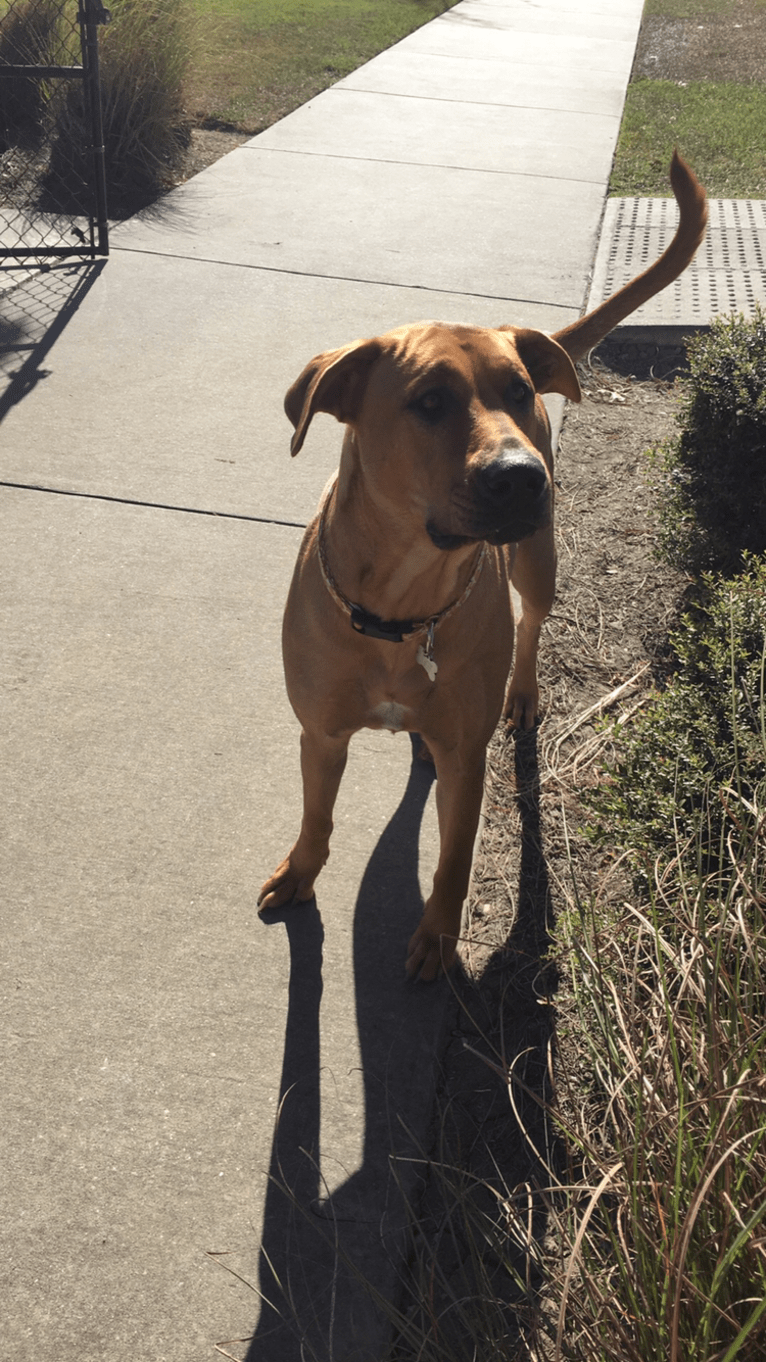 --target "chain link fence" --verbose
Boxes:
[0,0,108,260]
